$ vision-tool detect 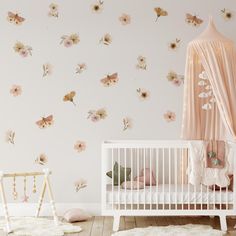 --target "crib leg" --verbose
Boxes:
[219,215,227,231]
[113,215,120,232]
